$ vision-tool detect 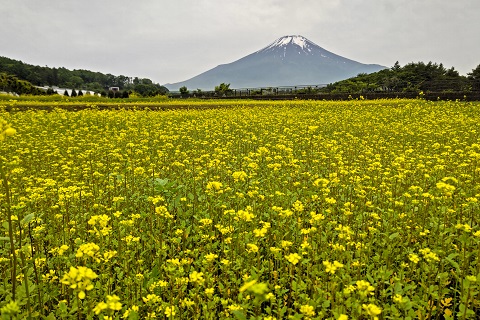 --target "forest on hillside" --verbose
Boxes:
[321,62,480,94]
[0,56,168,96]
